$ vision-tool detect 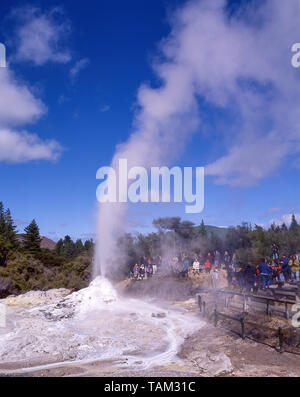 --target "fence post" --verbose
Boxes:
[278,327,284,353]
[285,303,289,320]
[214,309,218,327]
[241,313,247,340]
[243,294,246,311]
[197,294,202,312]
[266,299,270,315]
